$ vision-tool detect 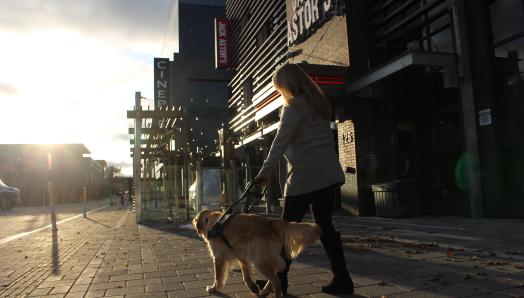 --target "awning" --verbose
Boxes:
[346,50,457,95]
